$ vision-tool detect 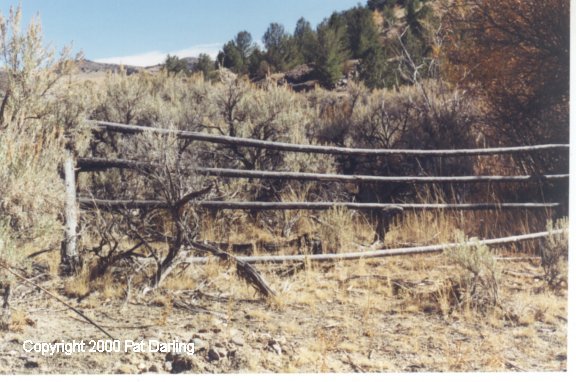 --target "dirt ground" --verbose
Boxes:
[0,250,568,374]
